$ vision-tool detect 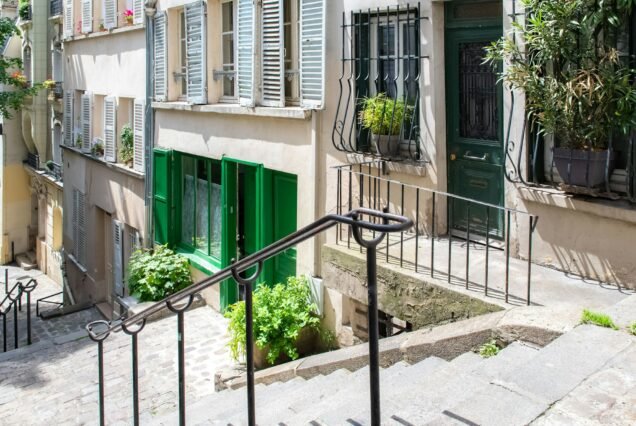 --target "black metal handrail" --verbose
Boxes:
[1,278,37,352]
[86,209,412,426]
[334,161,539,305]
[36,292,63,318]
